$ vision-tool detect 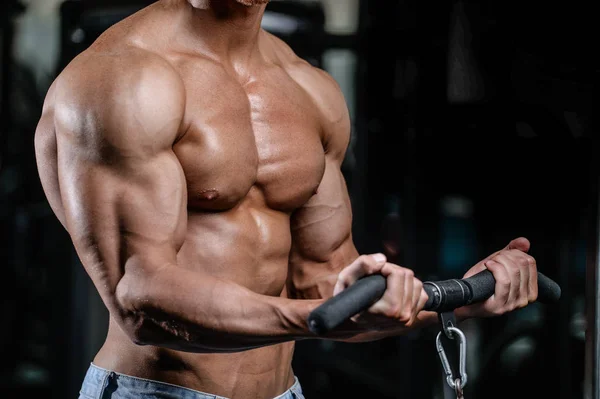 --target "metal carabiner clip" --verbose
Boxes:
[436,326,468,390]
